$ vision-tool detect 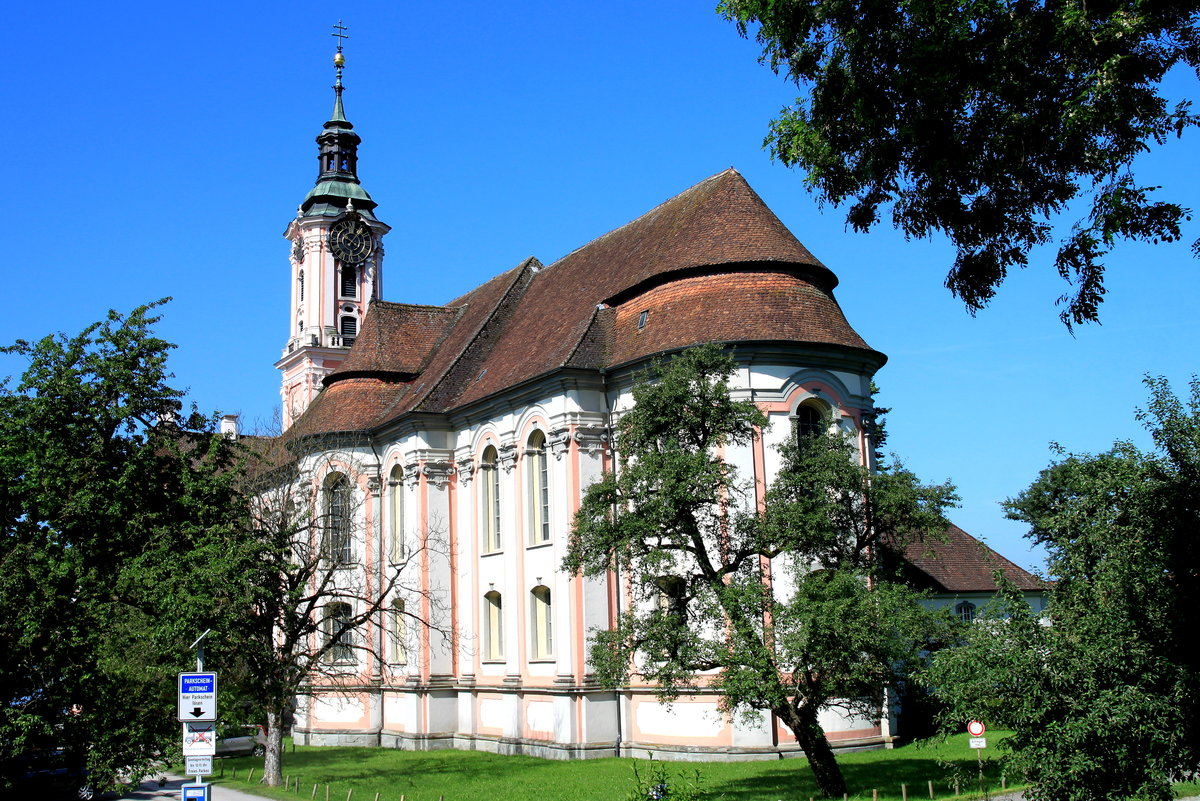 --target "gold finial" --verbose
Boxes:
[331,20,349,85]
